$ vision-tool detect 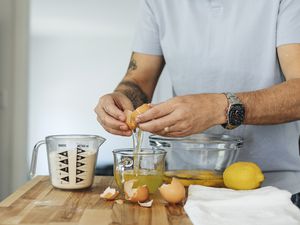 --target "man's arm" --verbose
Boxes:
[94,51,164,136]
[136,44,300,137]
[115,52,165,108]
[237,44,300,124]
